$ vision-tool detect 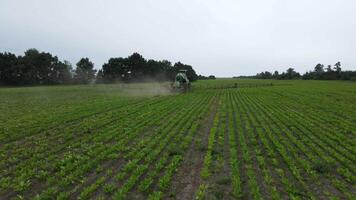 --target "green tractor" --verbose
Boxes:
[172,70,190,92]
